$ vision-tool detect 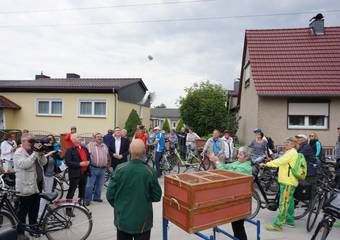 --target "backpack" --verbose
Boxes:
[288,153,307,180]
[267,137,275,150]
[294,180,312,201]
